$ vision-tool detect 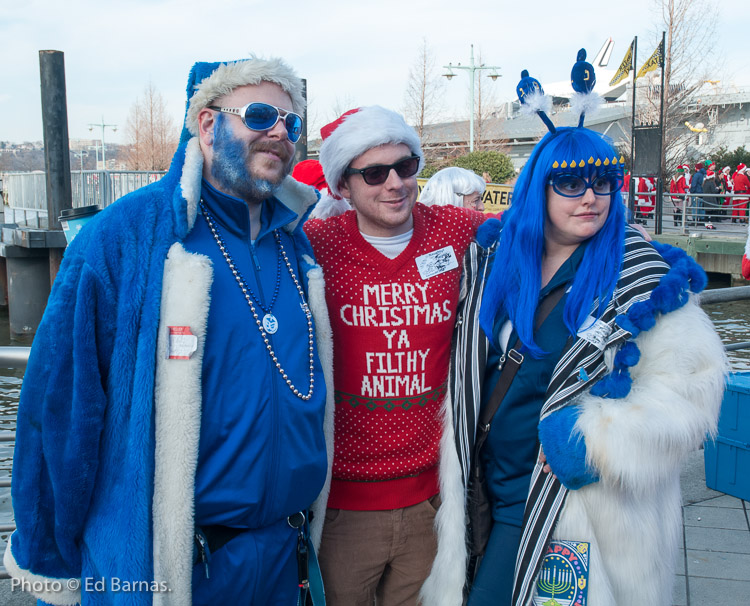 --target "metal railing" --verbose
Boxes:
[623,192,750,237]
[1,170,166,228]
